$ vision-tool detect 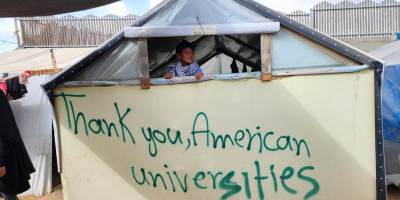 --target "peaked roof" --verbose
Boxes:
[43,0,383,91]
